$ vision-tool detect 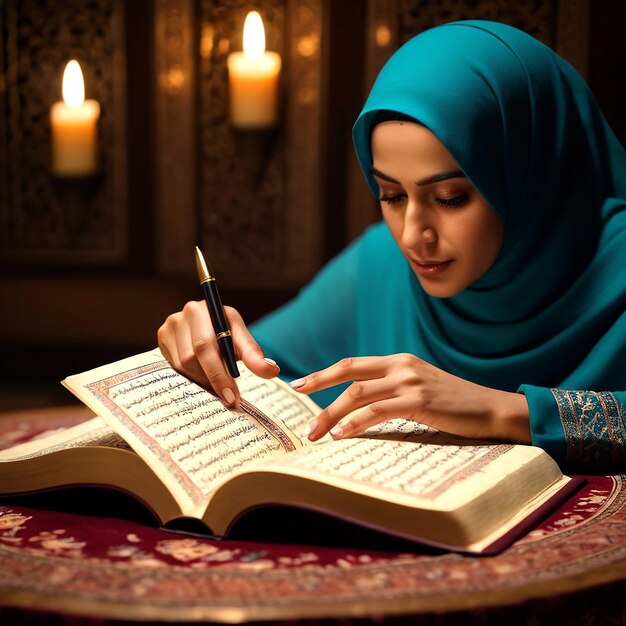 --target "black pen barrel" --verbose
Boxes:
[200,280,240,378]
[217,335,239,378]
[201,280,228,333]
